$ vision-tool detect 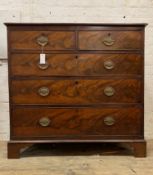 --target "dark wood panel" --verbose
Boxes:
[12,107,142,137]
[10,31,76,50]
[79,31,143,50]
[10,53,142,76]
[11,79,142,104]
